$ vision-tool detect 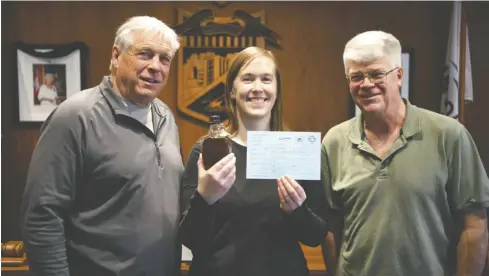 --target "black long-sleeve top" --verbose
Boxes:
[180,139,328,276]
